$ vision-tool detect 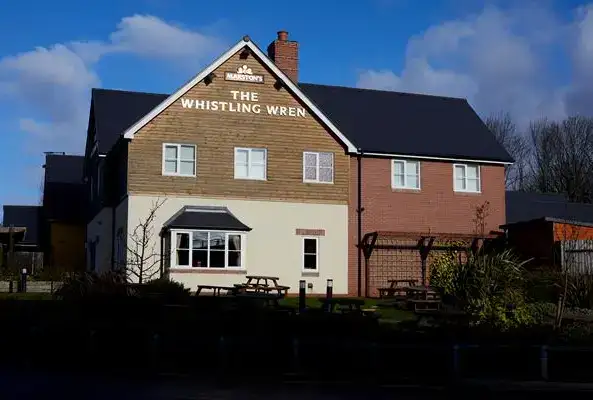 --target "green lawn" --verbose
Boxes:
[0,292,415,322]
[0,292,54,300]
[279,296,415,322]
